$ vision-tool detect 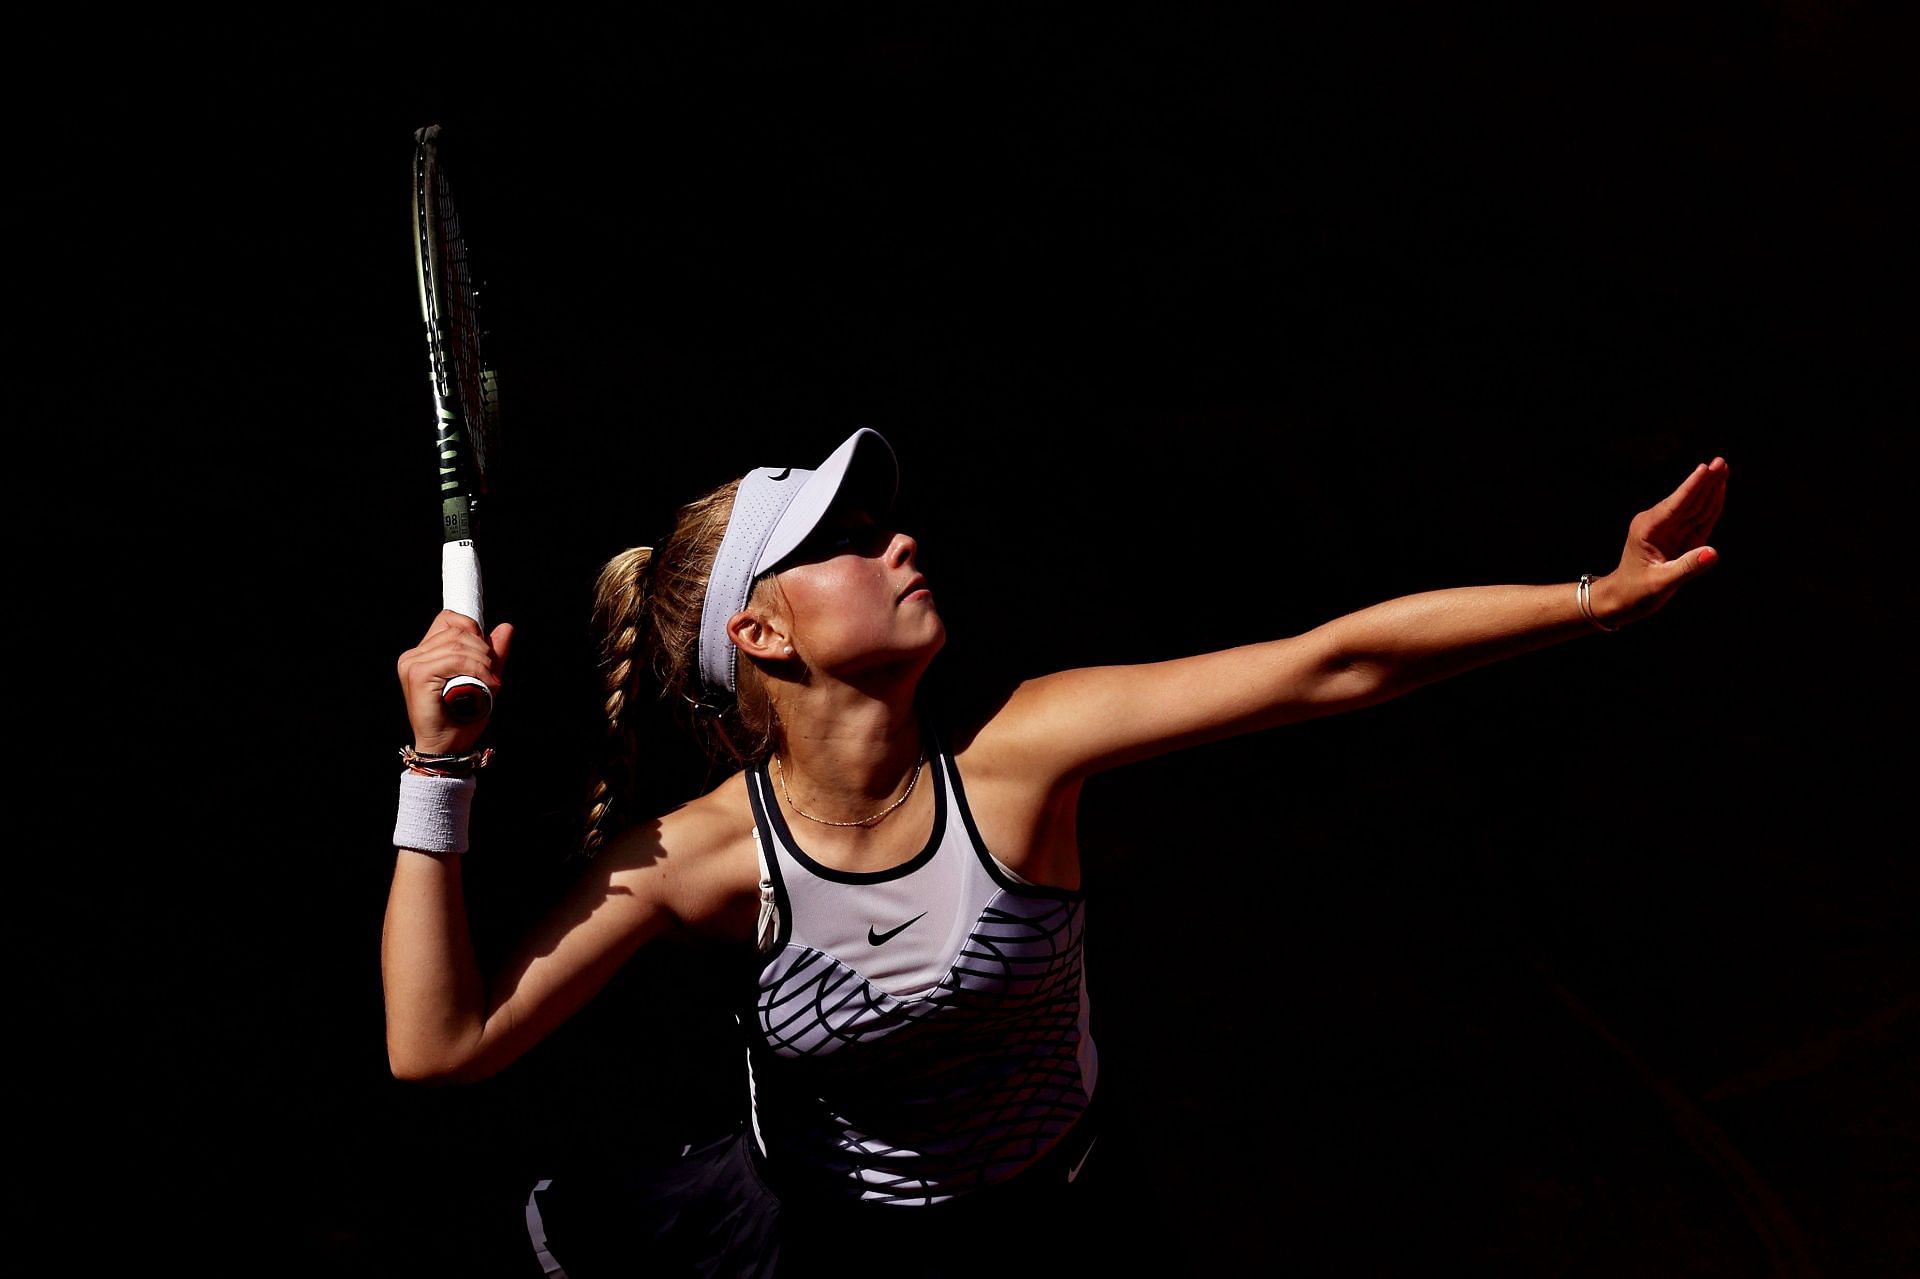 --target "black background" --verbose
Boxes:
[25,6,1914,1274]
